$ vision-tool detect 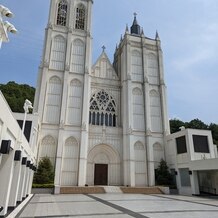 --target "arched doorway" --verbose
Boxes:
[87,144,121,186]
